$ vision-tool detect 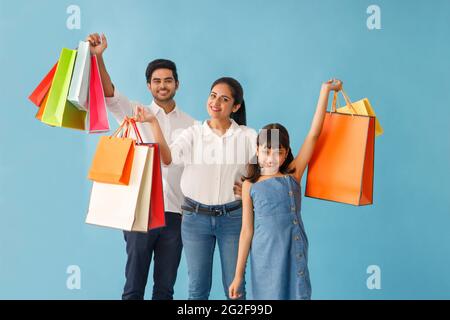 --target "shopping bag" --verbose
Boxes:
[147,143,165,229]
[88,120,135,185]
[337,90,383,137]
[35,91,49,121]
[29,62,58,107]
[86,145,154,232]
[68,41,91,111]
[41,48,87,130]
[129,120,165,229]
[305,90,375,206]
[88,54,110,133]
